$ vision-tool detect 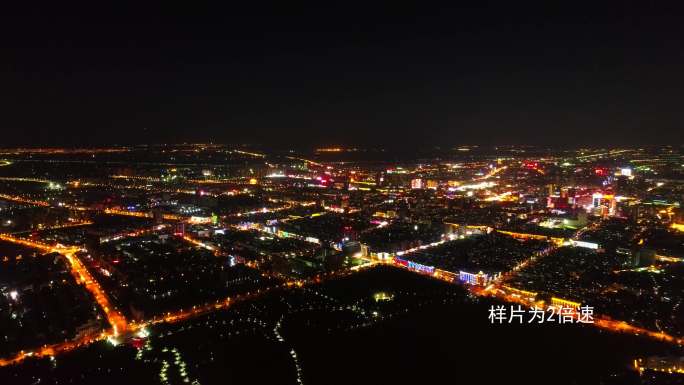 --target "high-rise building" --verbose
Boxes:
[375,171,385,187]
[174,222,186,237]
[547,184,556,196]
